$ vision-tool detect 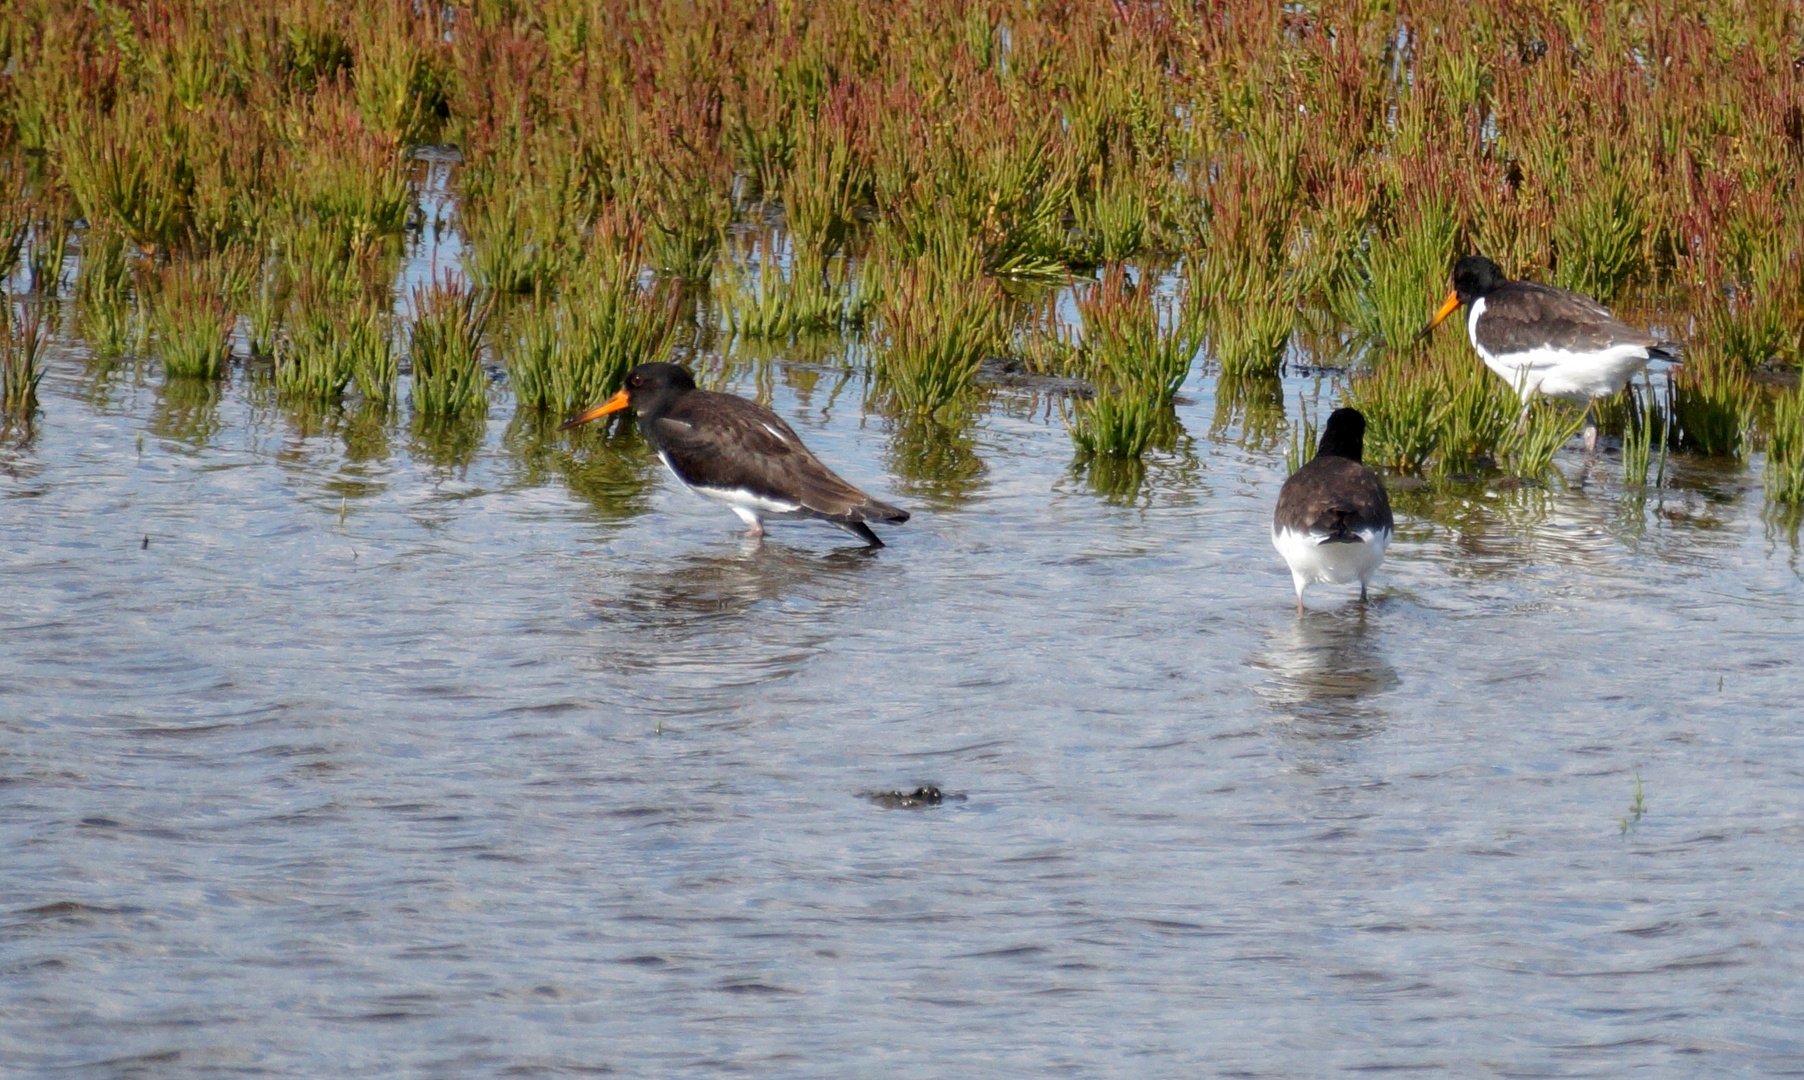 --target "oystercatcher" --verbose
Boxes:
[561,363,909,546]
[1273,407,1393,612]
[1421,254,1680,451]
